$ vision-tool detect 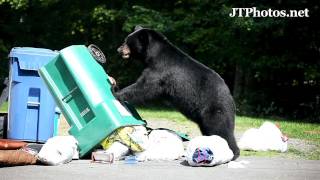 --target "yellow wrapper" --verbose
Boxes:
[100,126,144,152]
